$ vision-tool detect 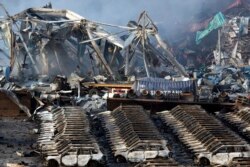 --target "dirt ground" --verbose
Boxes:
[0,117,43,167]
